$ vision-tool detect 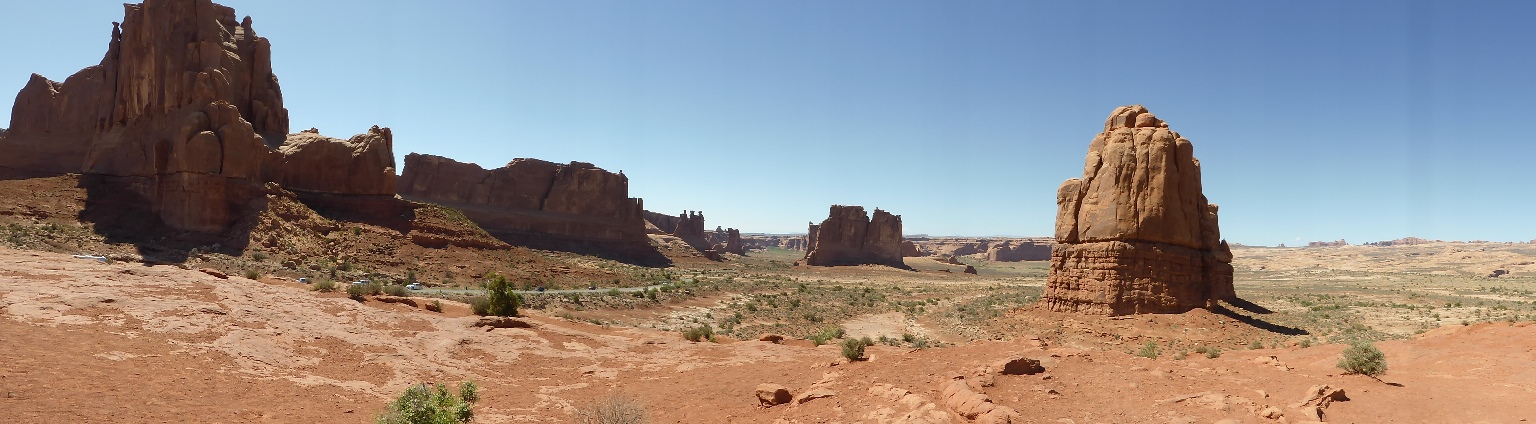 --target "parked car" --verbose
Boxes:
[298,277,309,284]
[536,286,546,292]
[588,284,597,290]
[406,283,424,290]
